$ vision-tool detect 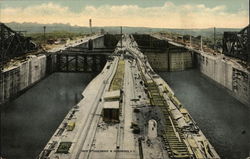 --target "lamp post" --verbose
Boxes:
[120,26,123,48]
